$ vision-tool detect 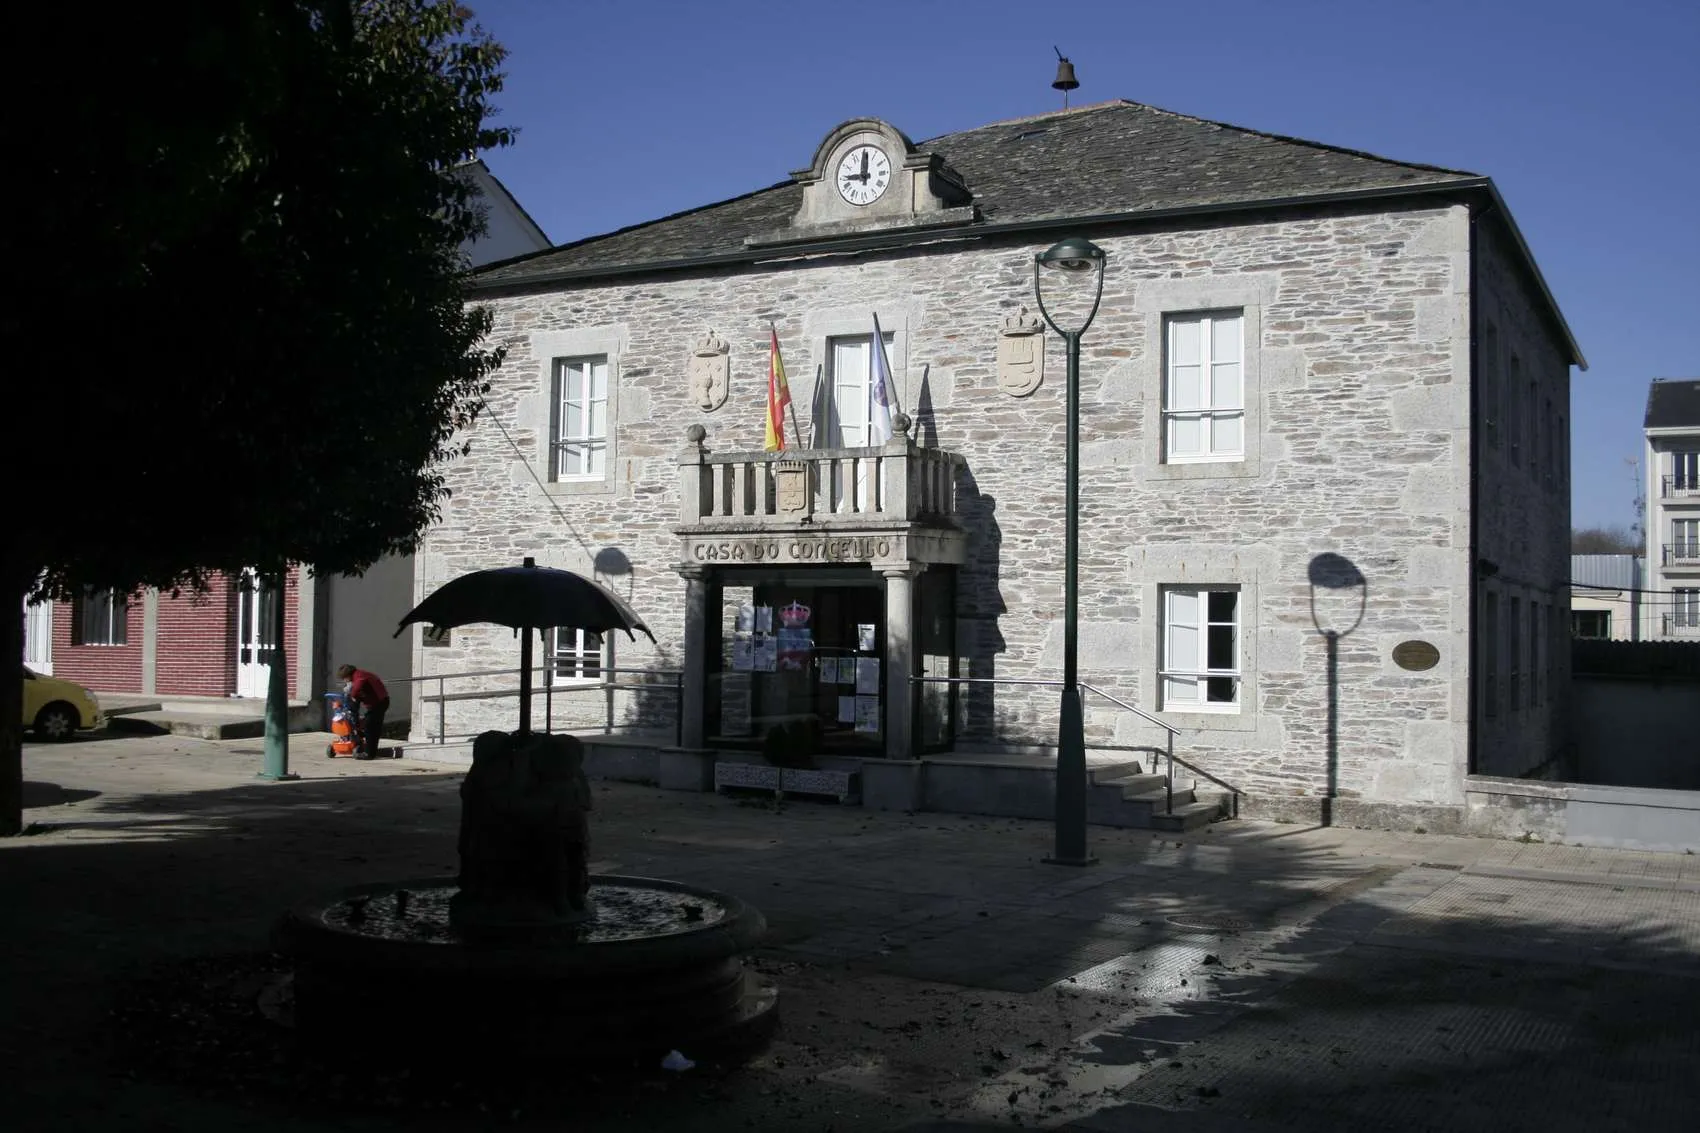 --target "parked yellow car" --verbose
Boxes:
[22,666,105,741]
